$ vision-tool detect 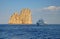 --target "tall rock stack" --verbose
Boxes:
[8,8,32,24]
[19,8,32,24]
